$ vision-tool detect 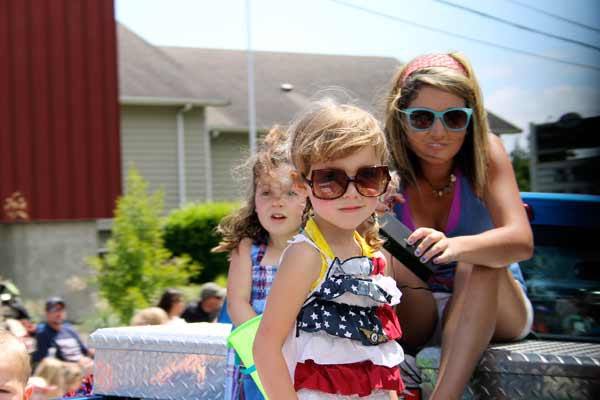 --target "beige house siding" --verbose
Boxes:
[211,131,249,201]
[121,105,208,211]
[184,108,208,203]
